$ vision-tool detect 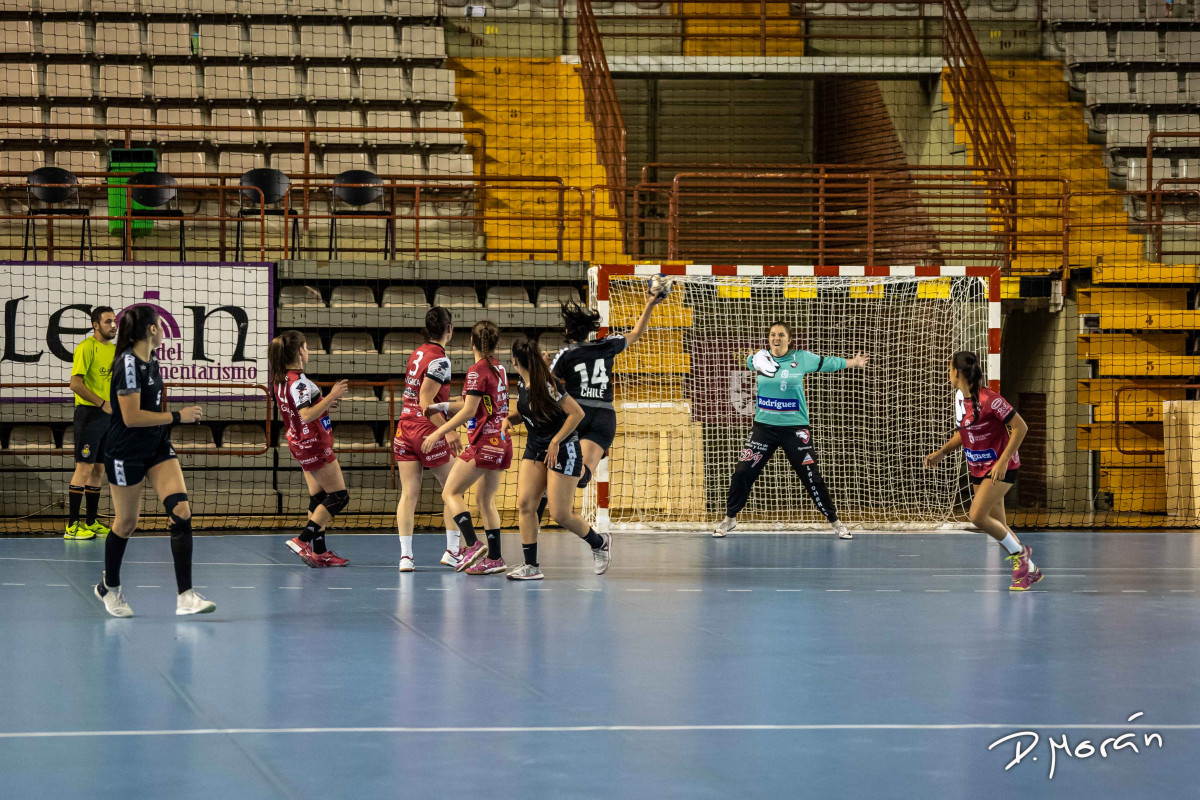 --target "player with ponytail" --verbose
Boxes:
[925,351,1043,591]
[93,305,214,618]
[422,320,512,575]
[502,338,611,580]
[268,329,351,568]
[393,306,464,571]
